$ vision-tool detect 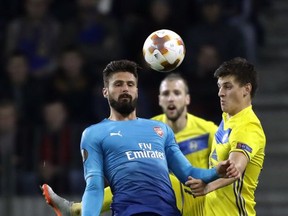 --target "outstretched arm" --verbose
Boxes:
[167,148,238,183]
[166,138,239,183]
[185,151,246,196]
